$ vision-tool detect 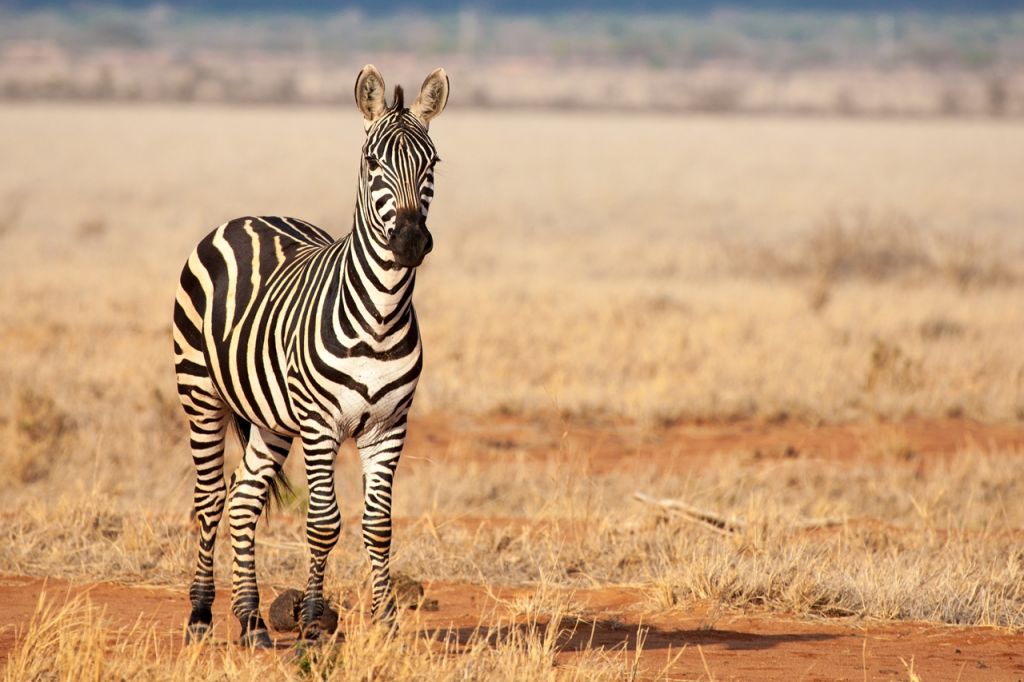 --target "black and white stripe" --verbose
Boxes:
[173,65,448,646]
